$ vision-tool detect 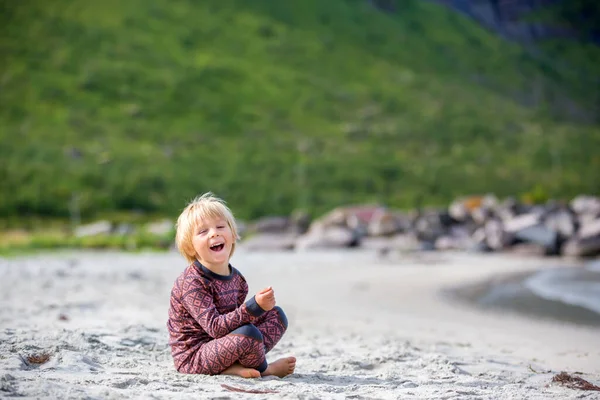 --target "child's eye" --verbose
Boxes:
[217,225,225,229]
[199,229,208,234]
